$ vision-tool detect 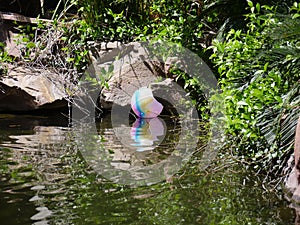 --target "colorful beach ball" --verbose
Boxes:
[131,87,163,118]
